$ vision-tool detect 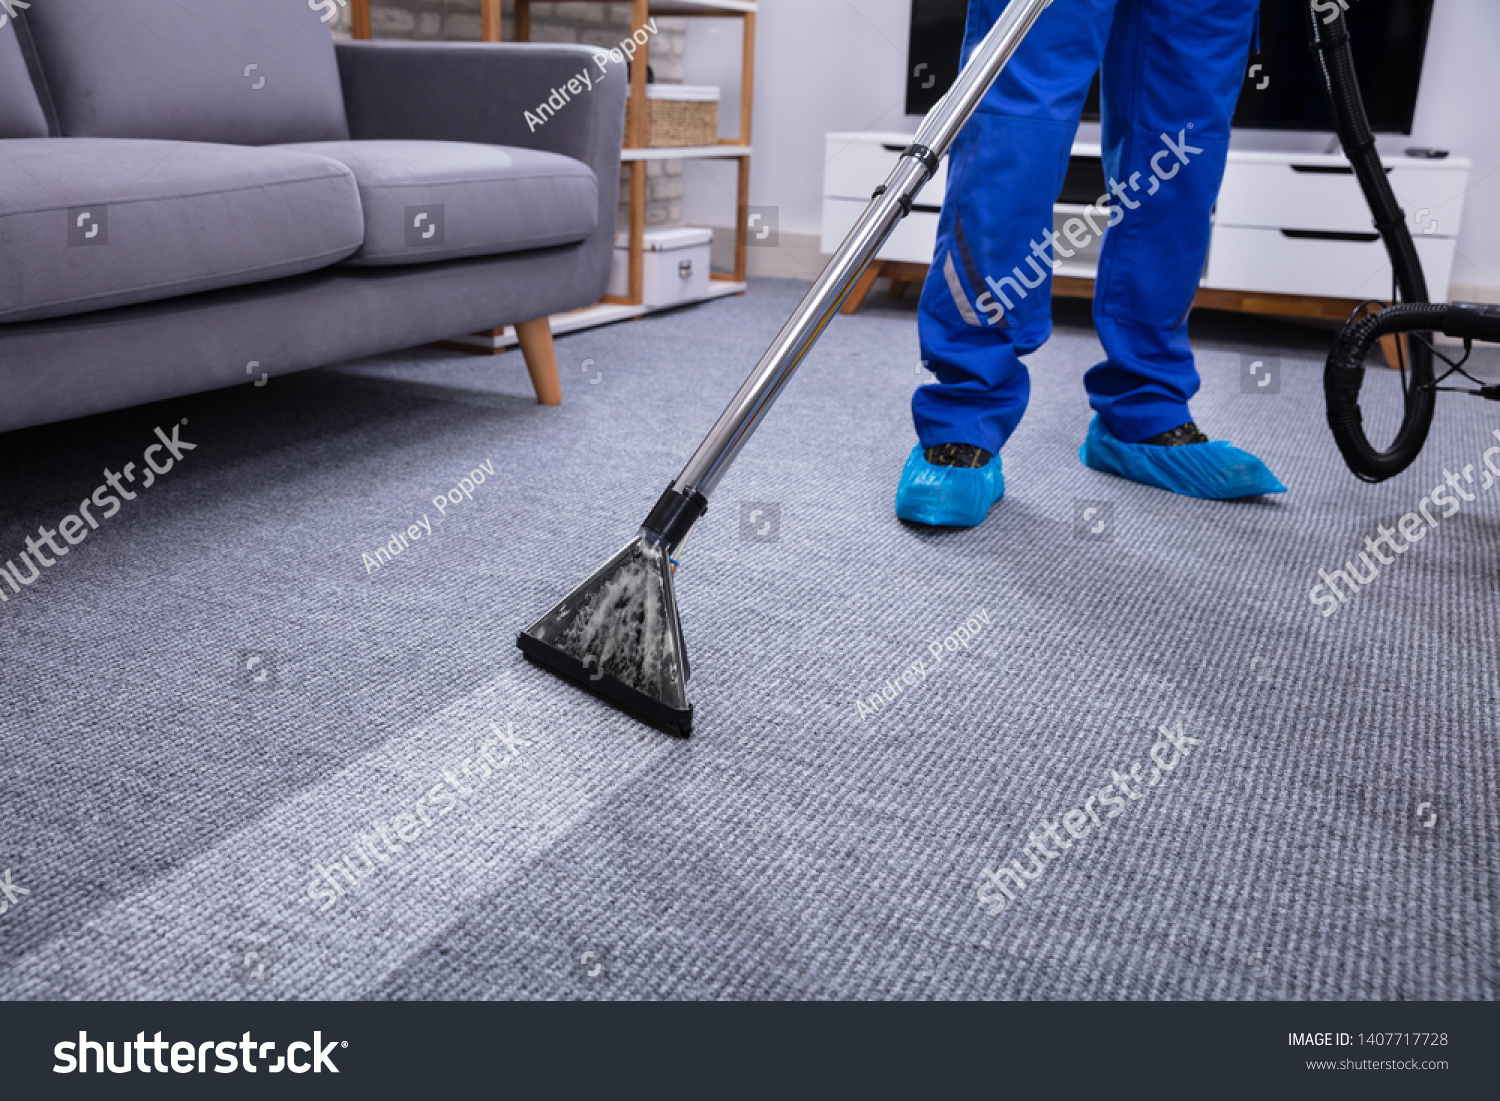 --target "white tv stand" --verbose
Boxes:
[822,133,1470,323]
